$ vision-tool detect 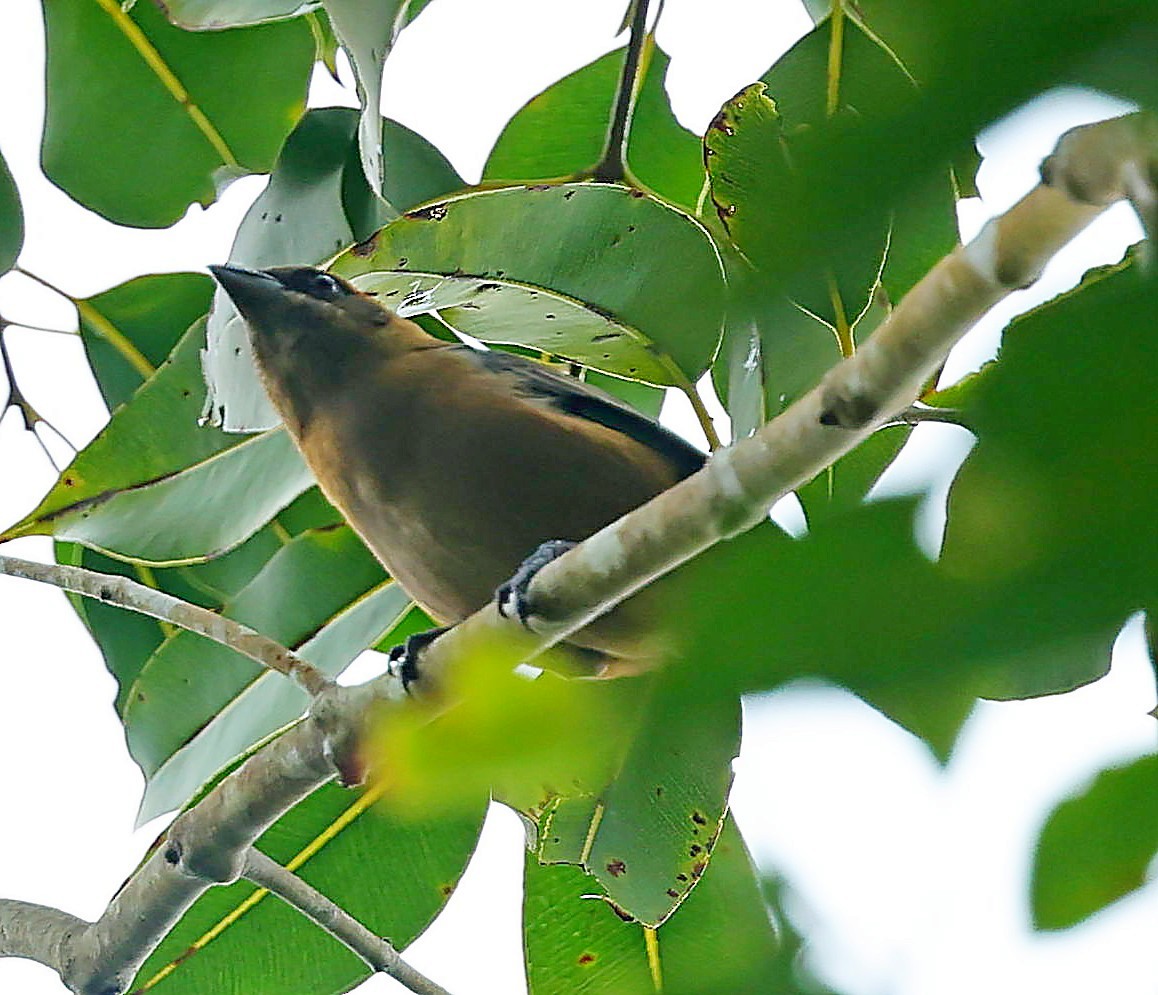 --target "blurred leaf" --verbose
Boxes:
[1032,753,1158,930]
[332,182,726,386]
[41,0,313,226]
[485,45,704,210]
[0,150,22,274]
[157,0,318,29]
[673,261,1158,754]
[77,272,214,410]
[133,782,486,994]
[374,647,640,815]
[524,818,779,995]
